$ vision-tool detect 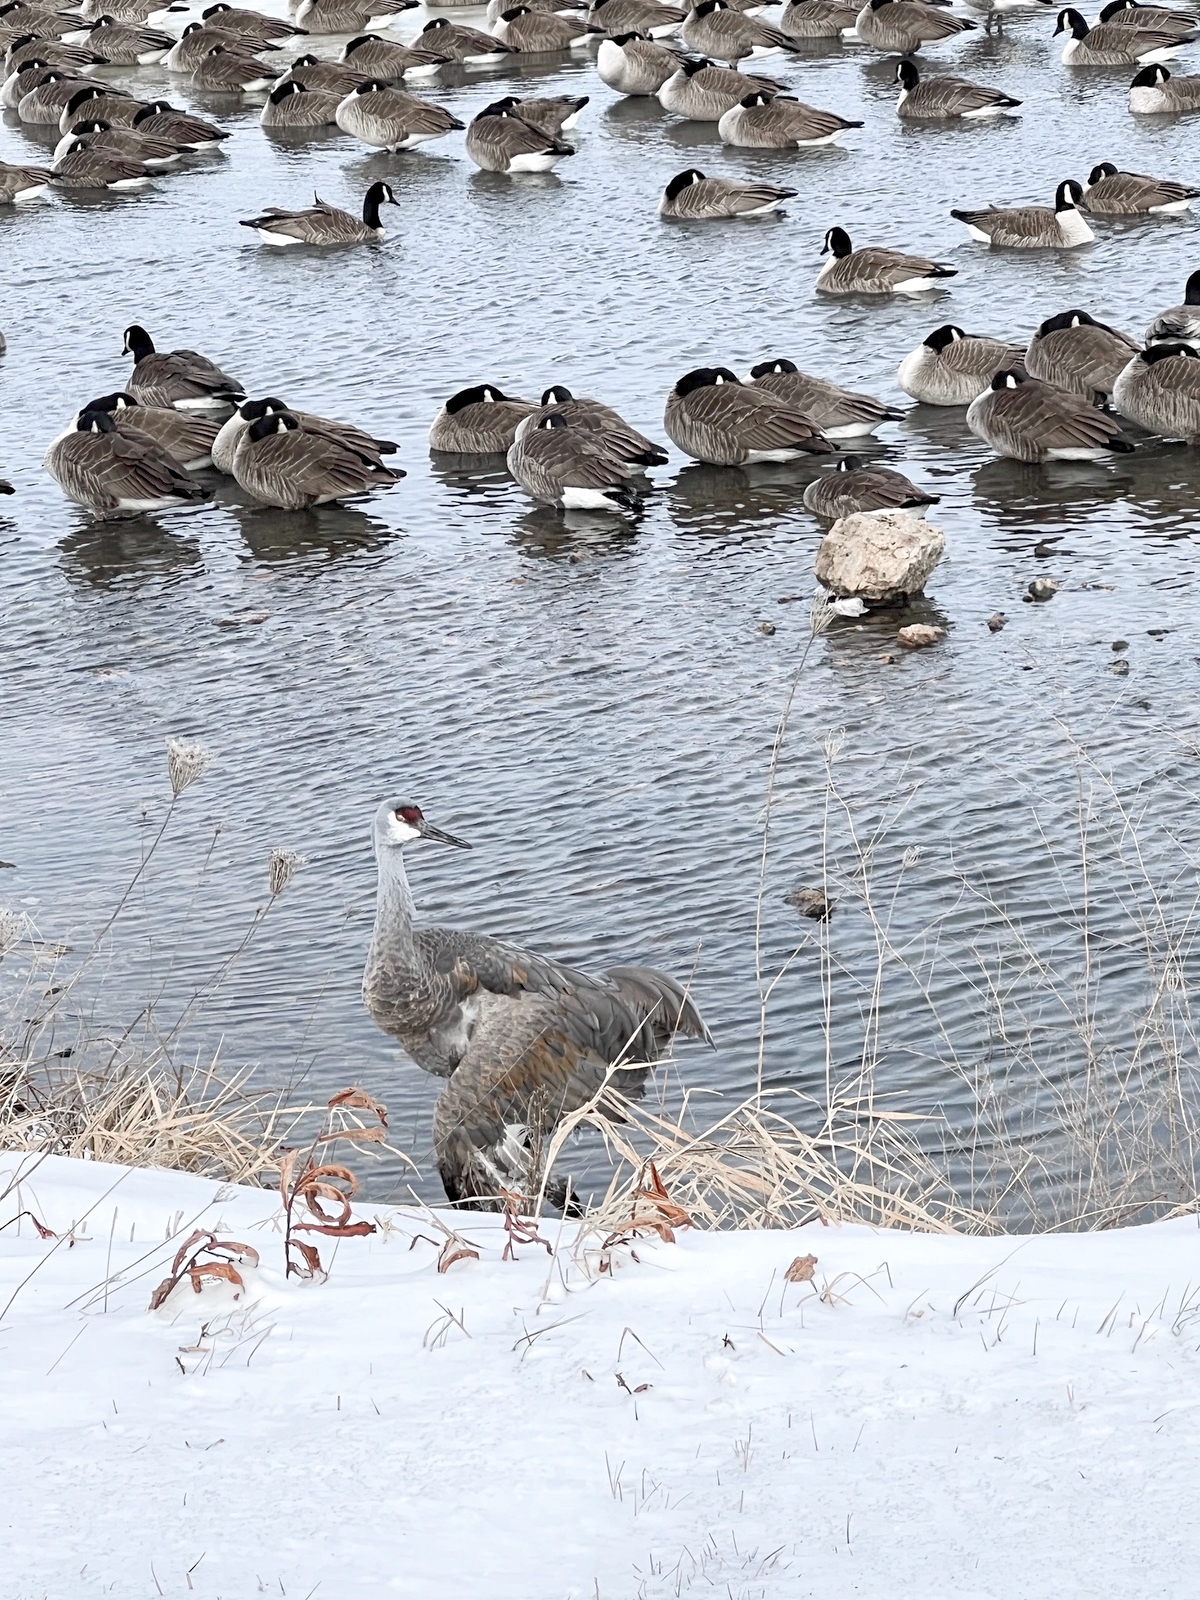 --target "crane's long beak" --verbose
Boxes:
[418,819,471,850]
